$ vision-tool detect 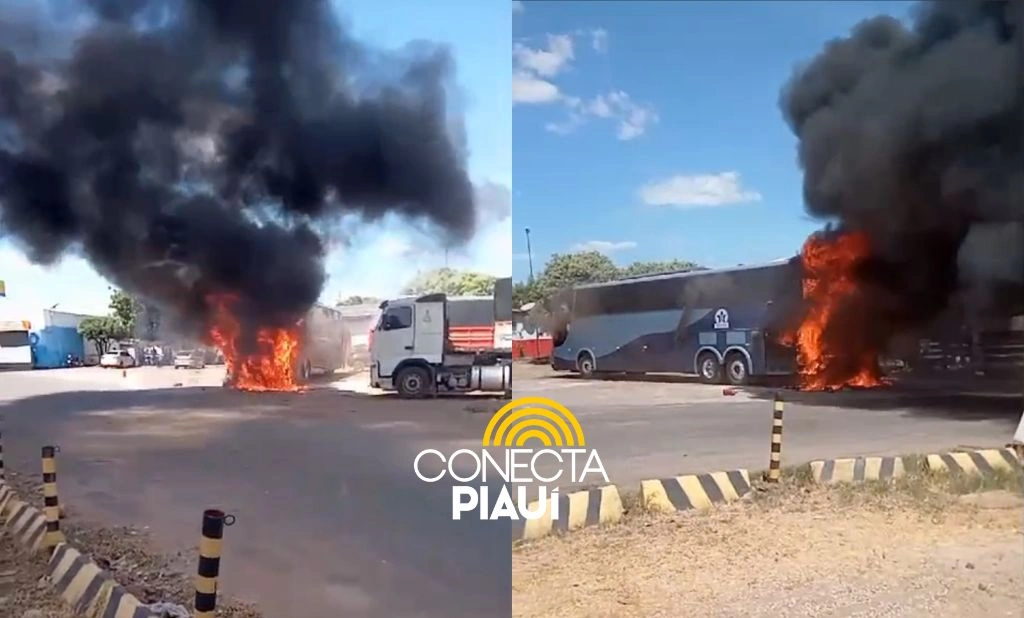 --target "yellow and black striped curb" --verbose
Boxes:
[1,483,48,553]
[640,469,752,513]
[924,448,1021,476]
[48,543,158,618]
[514,485,624,542]
[0,483,156,618]
[809,456,907,484]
